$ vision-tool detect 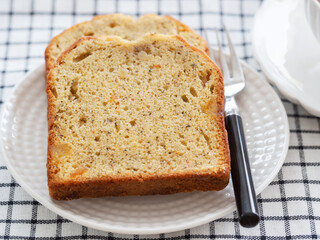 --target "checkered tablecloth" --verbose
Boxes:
[1,0,320,239]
